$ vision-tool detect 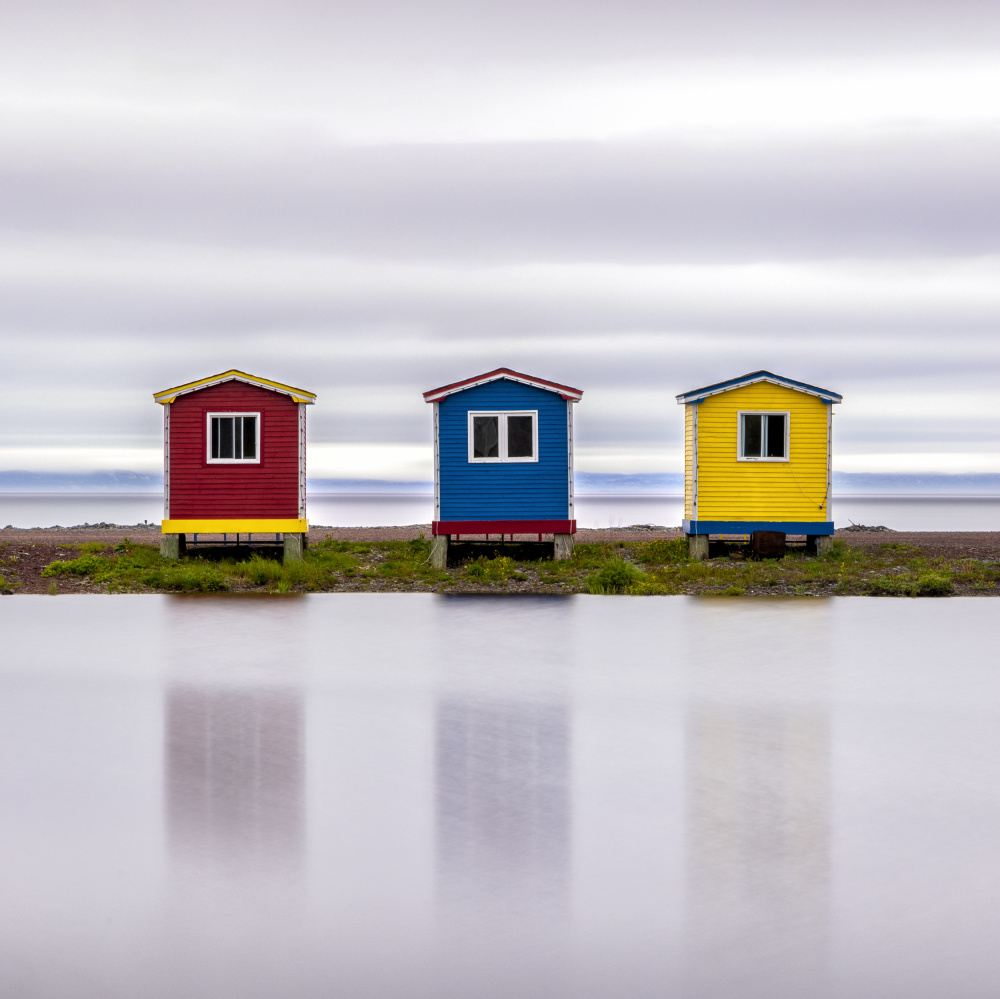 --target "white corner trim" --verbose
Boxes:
[433,402,441,520]
[163,403,170,520]
[298,403,307,519]
[567,403,574,518]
